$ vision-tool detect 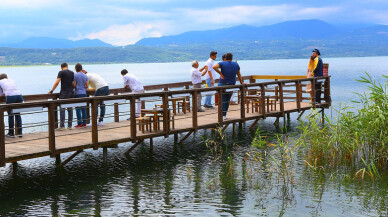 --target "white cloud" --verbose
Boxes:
[78,21,171,45]
[0,0,63,9]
